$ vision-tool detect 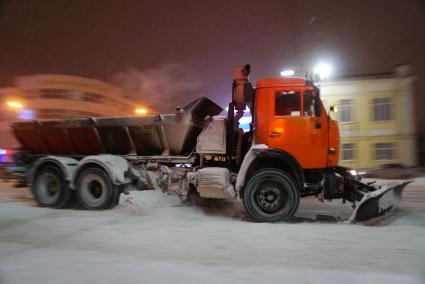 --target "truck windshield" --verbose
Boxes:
[275,91,301,116]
